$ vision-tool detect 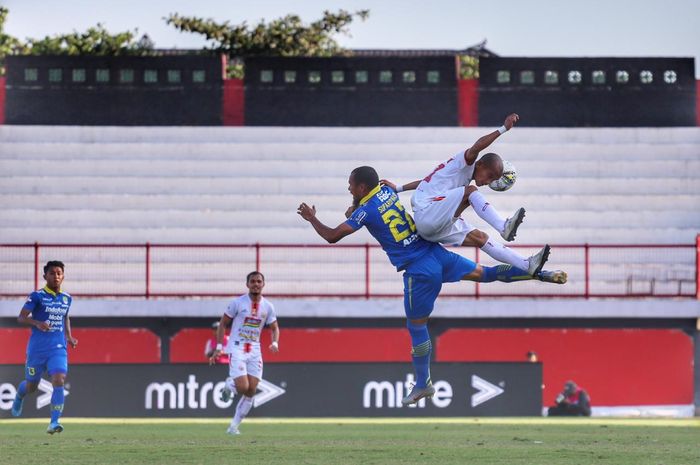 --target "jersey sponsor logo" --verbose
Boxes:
[243,317,262,328]
[354,210,367,224]
[376,188,392,202]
